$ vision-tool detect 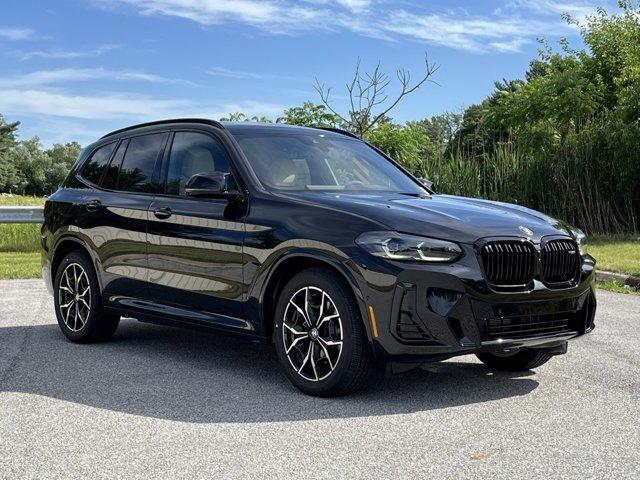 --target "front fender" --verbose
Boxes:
[245,241,376,345]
